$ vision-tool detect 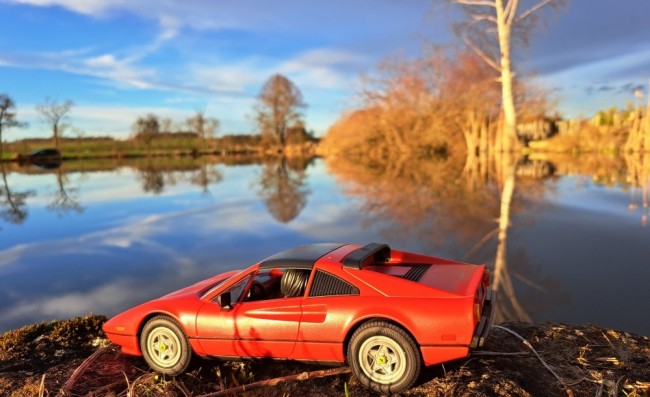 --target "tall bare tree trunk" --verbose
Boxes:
[496,0,518,152]
[644,81,650,152]
[53,124,60,149]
